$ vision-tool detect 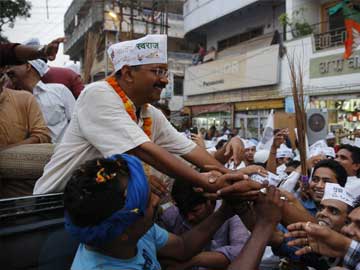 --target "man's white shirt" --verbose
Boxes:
[33,81,195,194]
[33,81,75,143]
